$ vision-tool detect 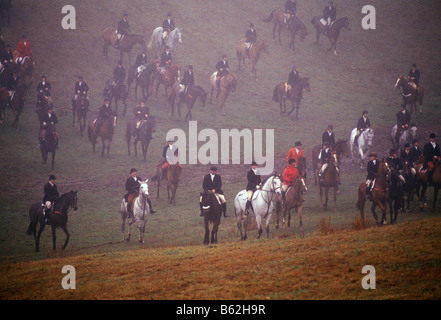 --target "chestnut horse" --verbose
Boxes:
[168,84,208,121]
[209,72,238,116]
[394,76,424,115]
[88,111,117,157]
[311,16,350,56]
[237,39,270,80]
[415,158,441,211]
[357,161,391,225]
[101,28,146,67]
[73,93,88,137]
[319,151,340,211]
[152,64,181,98]
[311,139,349,185]
[263,8,292,45]
[273,77,310,120]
